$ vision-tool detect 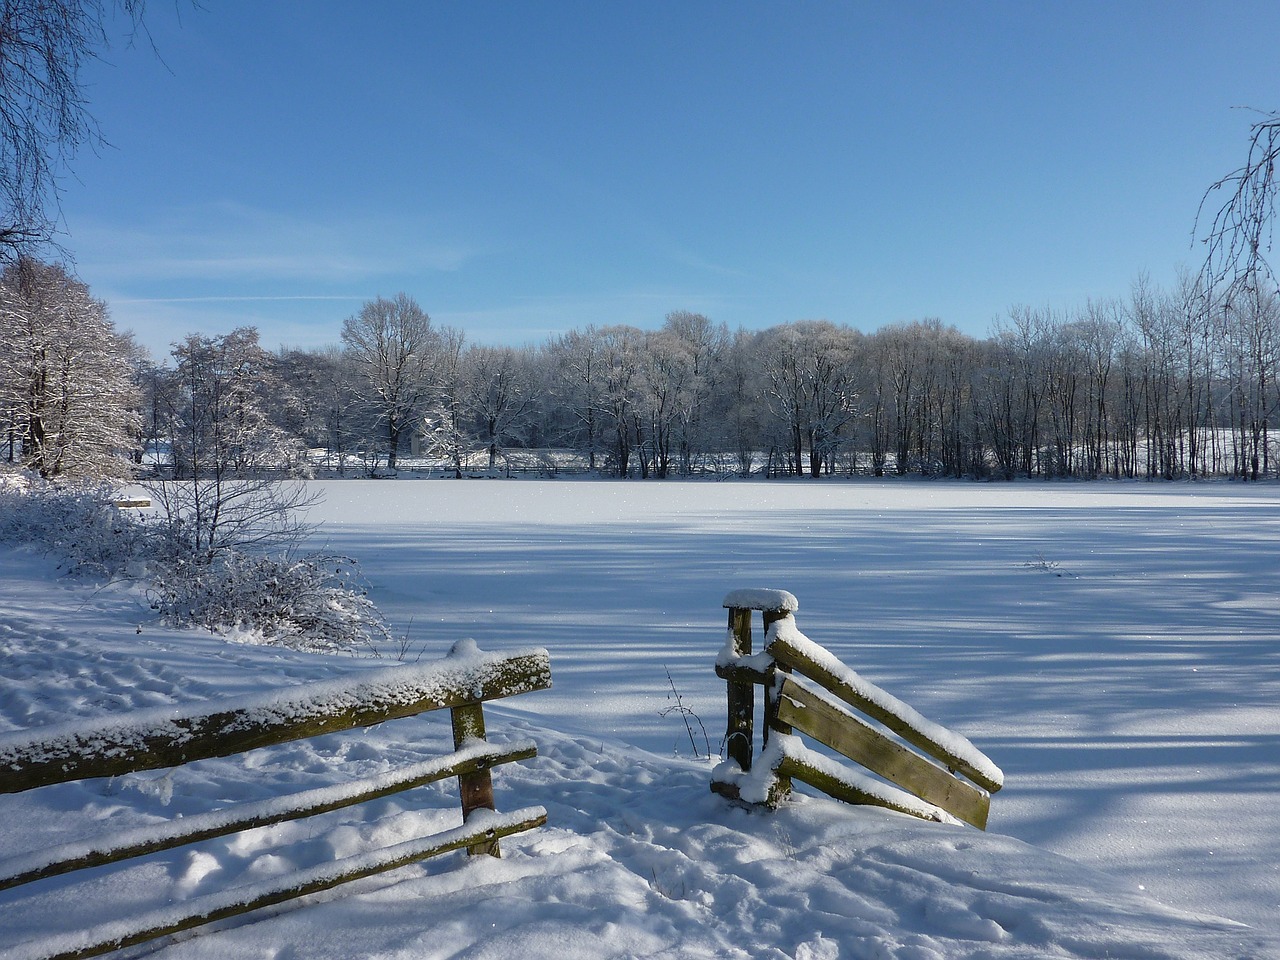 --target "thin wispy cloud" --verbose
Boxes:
[68,202,480,285]
[113,295,367,304]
